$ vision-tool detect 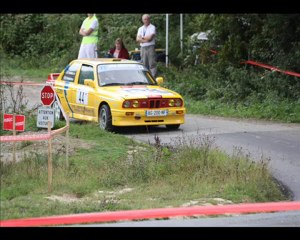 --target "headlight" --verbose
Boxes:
[175,99,182,107]
[123,100,131,108]
[168,99,175,107]
[132,100,139,108]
